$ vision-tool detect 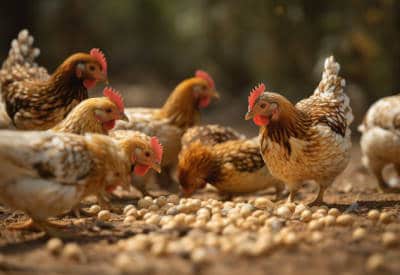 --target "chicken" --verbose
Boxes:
[114,70,219,191]
[359,95,400,192]
[109,130,163,196]
[245,56,353,205]
[0,29,108,130]
[178,125,284,197]
[52,87,129,135]
[0,130,162,236]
